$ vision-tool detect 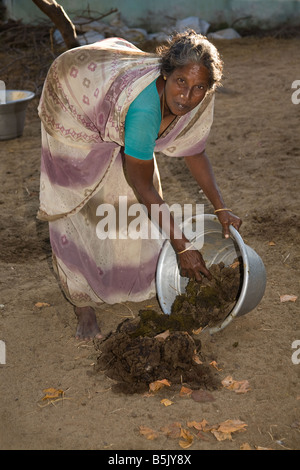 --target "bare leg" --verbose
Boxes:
[74,306,103,340]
